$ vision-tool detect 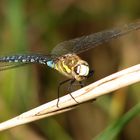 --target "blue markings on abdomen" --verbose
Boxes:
[47,60,55,68]
[0,54,54,66]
